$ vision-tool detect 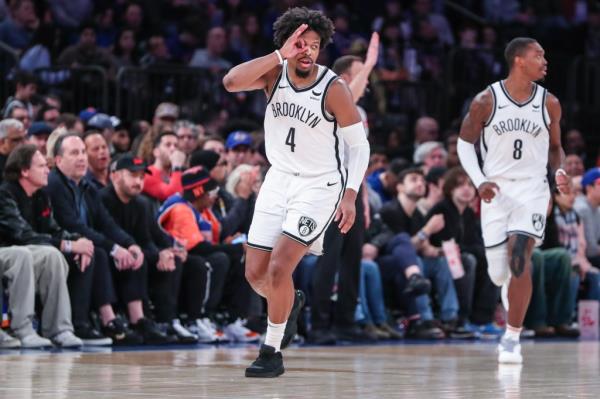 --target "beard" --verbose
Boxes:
[295,67,310,78]
[406,192,423,201]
